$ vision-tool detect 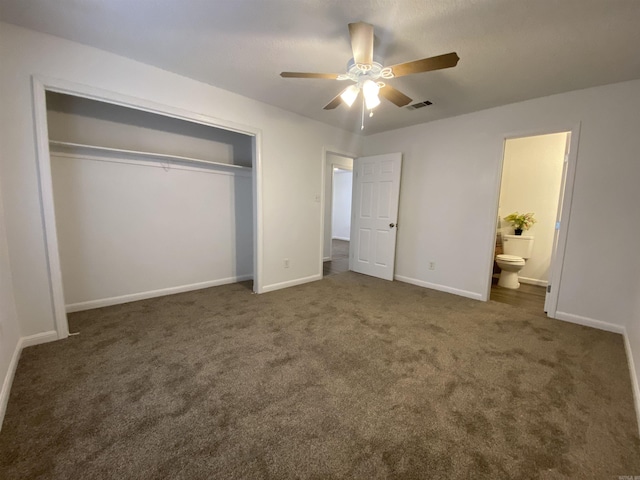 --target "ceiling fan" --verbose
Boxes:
[280,22,459,120]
